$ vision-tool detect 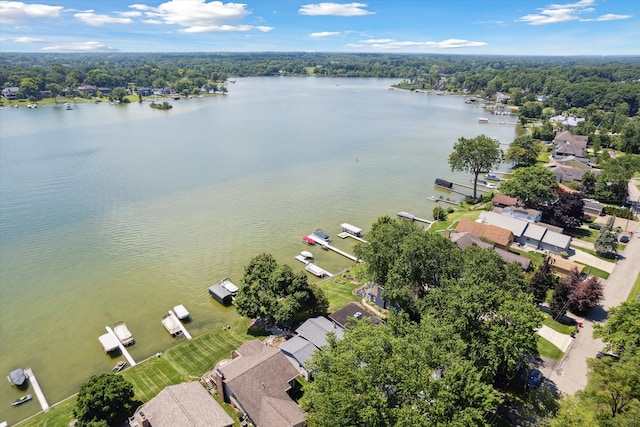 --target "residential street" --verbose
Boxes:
[541,181,640,394]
